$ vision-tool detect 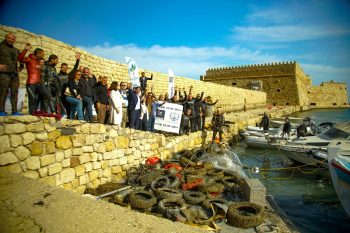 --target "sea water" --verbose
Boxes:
[231,108,350,233]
